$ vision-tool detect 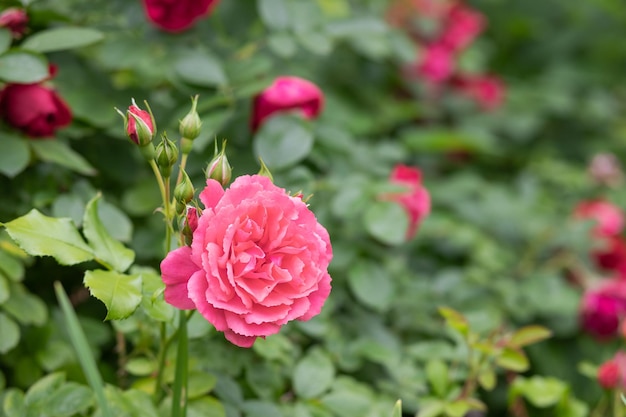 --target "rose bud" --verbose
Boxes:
[384,164,431,239]
[598,359,619,389]
[155,133,179,178]
[405,43,455,84]
[574,200,624,238]
[0,79,72,138]
[180,95,202,142]
[439,4,485,52]
[142,0,220,33]
[205,139,231,187]
[251,76,324,132]
[0,8,28,38]
[174,170,195,215]
[181,206,199,245]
